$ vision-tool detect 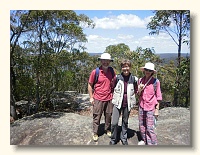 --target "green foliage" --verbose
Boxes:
[10,10,95,114]
[147,10,190,46]
[176,56,190,107]
[10,10,190,116]
[147,10,190,107]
